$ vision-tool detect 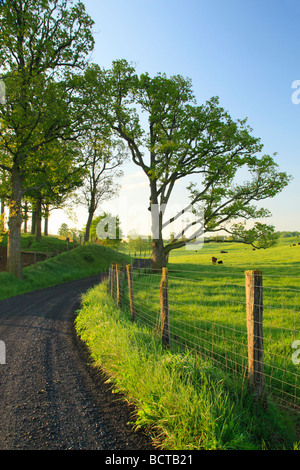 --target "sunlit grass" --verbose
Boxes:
[121,237,300,409]
[0,243,130,300]
[0,233,75,253]
[75,281,298,450]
